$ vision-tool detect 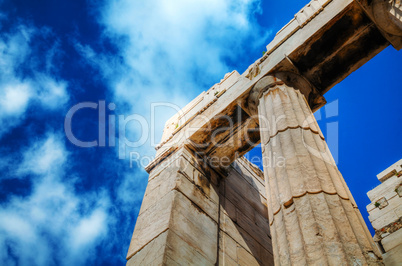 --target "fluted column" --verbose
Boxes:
[249,72,383,265]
